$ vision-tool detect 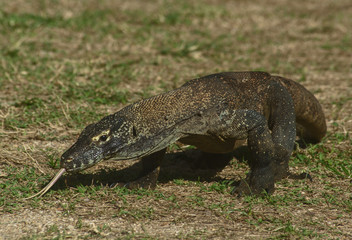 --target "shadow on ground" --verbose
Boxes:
[47,147,253,191]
